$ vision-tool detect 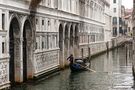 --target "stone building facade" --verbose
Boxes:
[111,0,122,37]
[124,9,133,36]
[0,0,110,88]
[104,0,112,42]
